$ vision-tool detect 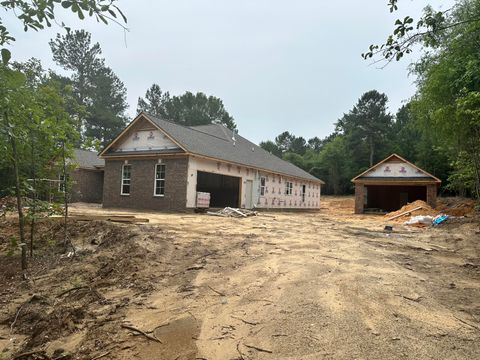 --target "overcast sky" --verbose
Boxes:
[3,0,453,143]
